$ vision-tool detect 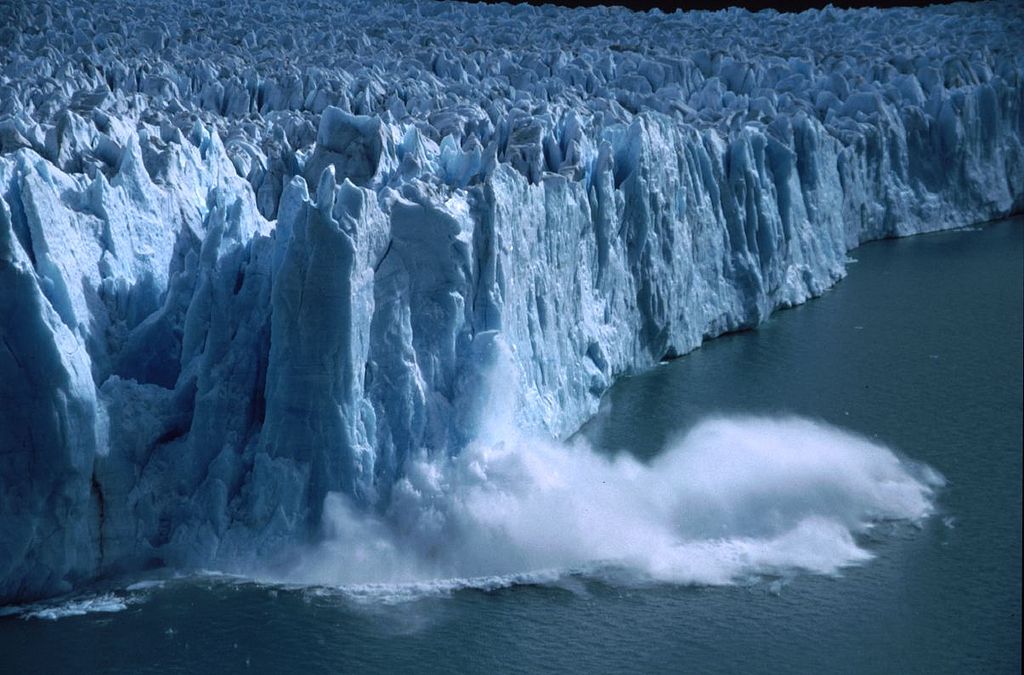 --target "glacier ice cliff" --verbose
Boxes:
[0,0,1022,602]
